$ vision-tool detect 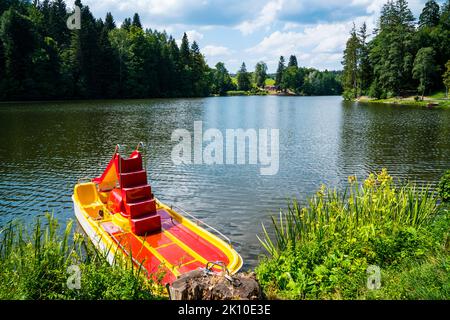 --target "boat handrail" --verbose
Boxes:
[169,204,232,247]
[136,141,145,151]
[114,144,128,156]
